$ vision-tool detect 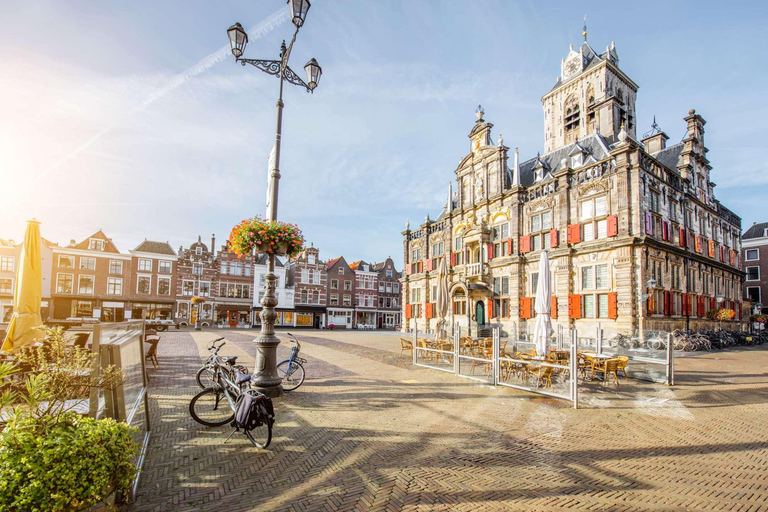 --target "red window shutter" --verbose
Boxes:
[708,240,715,258]
[405,304,412,319]
[550,229,559,248]
[551,296,558,319]
[663,290,670,316]
[487,243,494,260]
[730,250,735,266]
[487,299,493,319]
[710,297,715,311]
[608,292,618,319]
[507,238,513,254]
[568,294,582,319]
[679,227,686,248]
[567,224,581,244]
[405,264,411,276]
[682,293,688,316]
[607,215,618,237]
[661,221,668,241]
[520,235,531,254]
[450,252,456,266]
